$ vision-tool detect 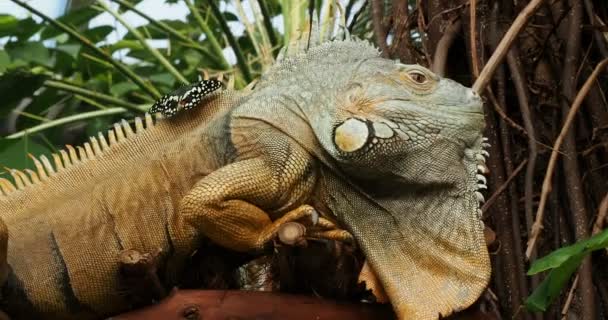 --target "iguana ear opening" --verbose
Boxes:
[334,118,369,153]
